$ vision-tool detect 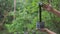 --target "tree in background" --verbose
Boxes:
[0,0,13,30]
